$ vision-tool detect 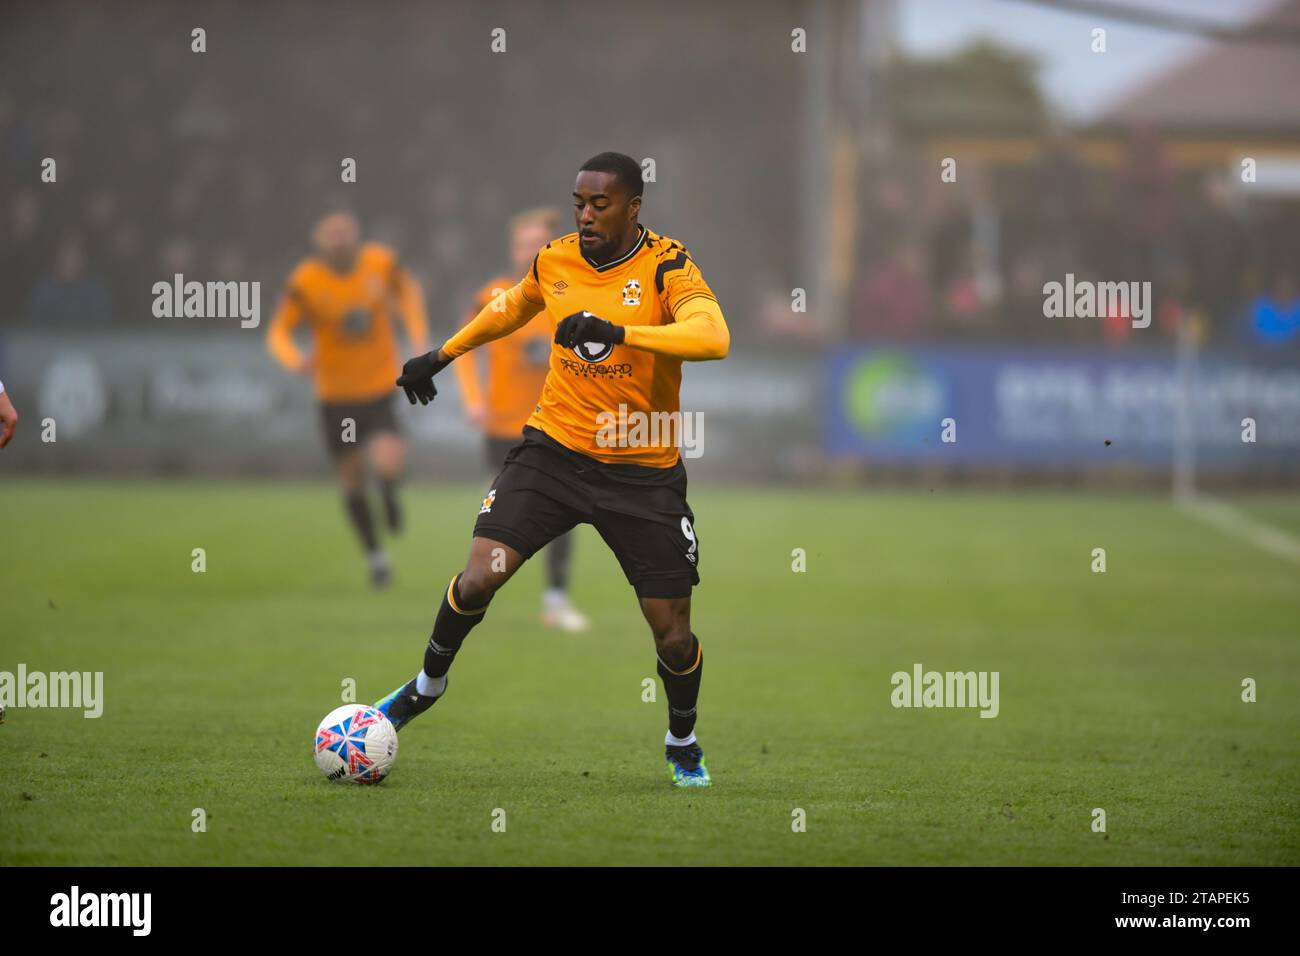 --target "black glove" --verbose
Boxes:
[554,311,625,351]
[395,351,450,405]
